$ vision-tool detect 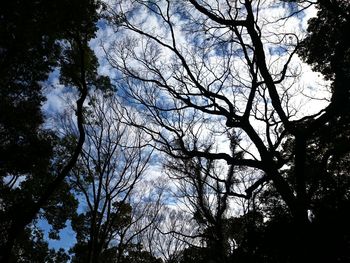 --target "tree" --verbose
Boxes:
[141,207,193,263]
[106,0,350,261]
[116,243,163,263]
[61,93,162,263]
[0,0,59,181]
[163,132,245,263]
[0,0,111,261]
